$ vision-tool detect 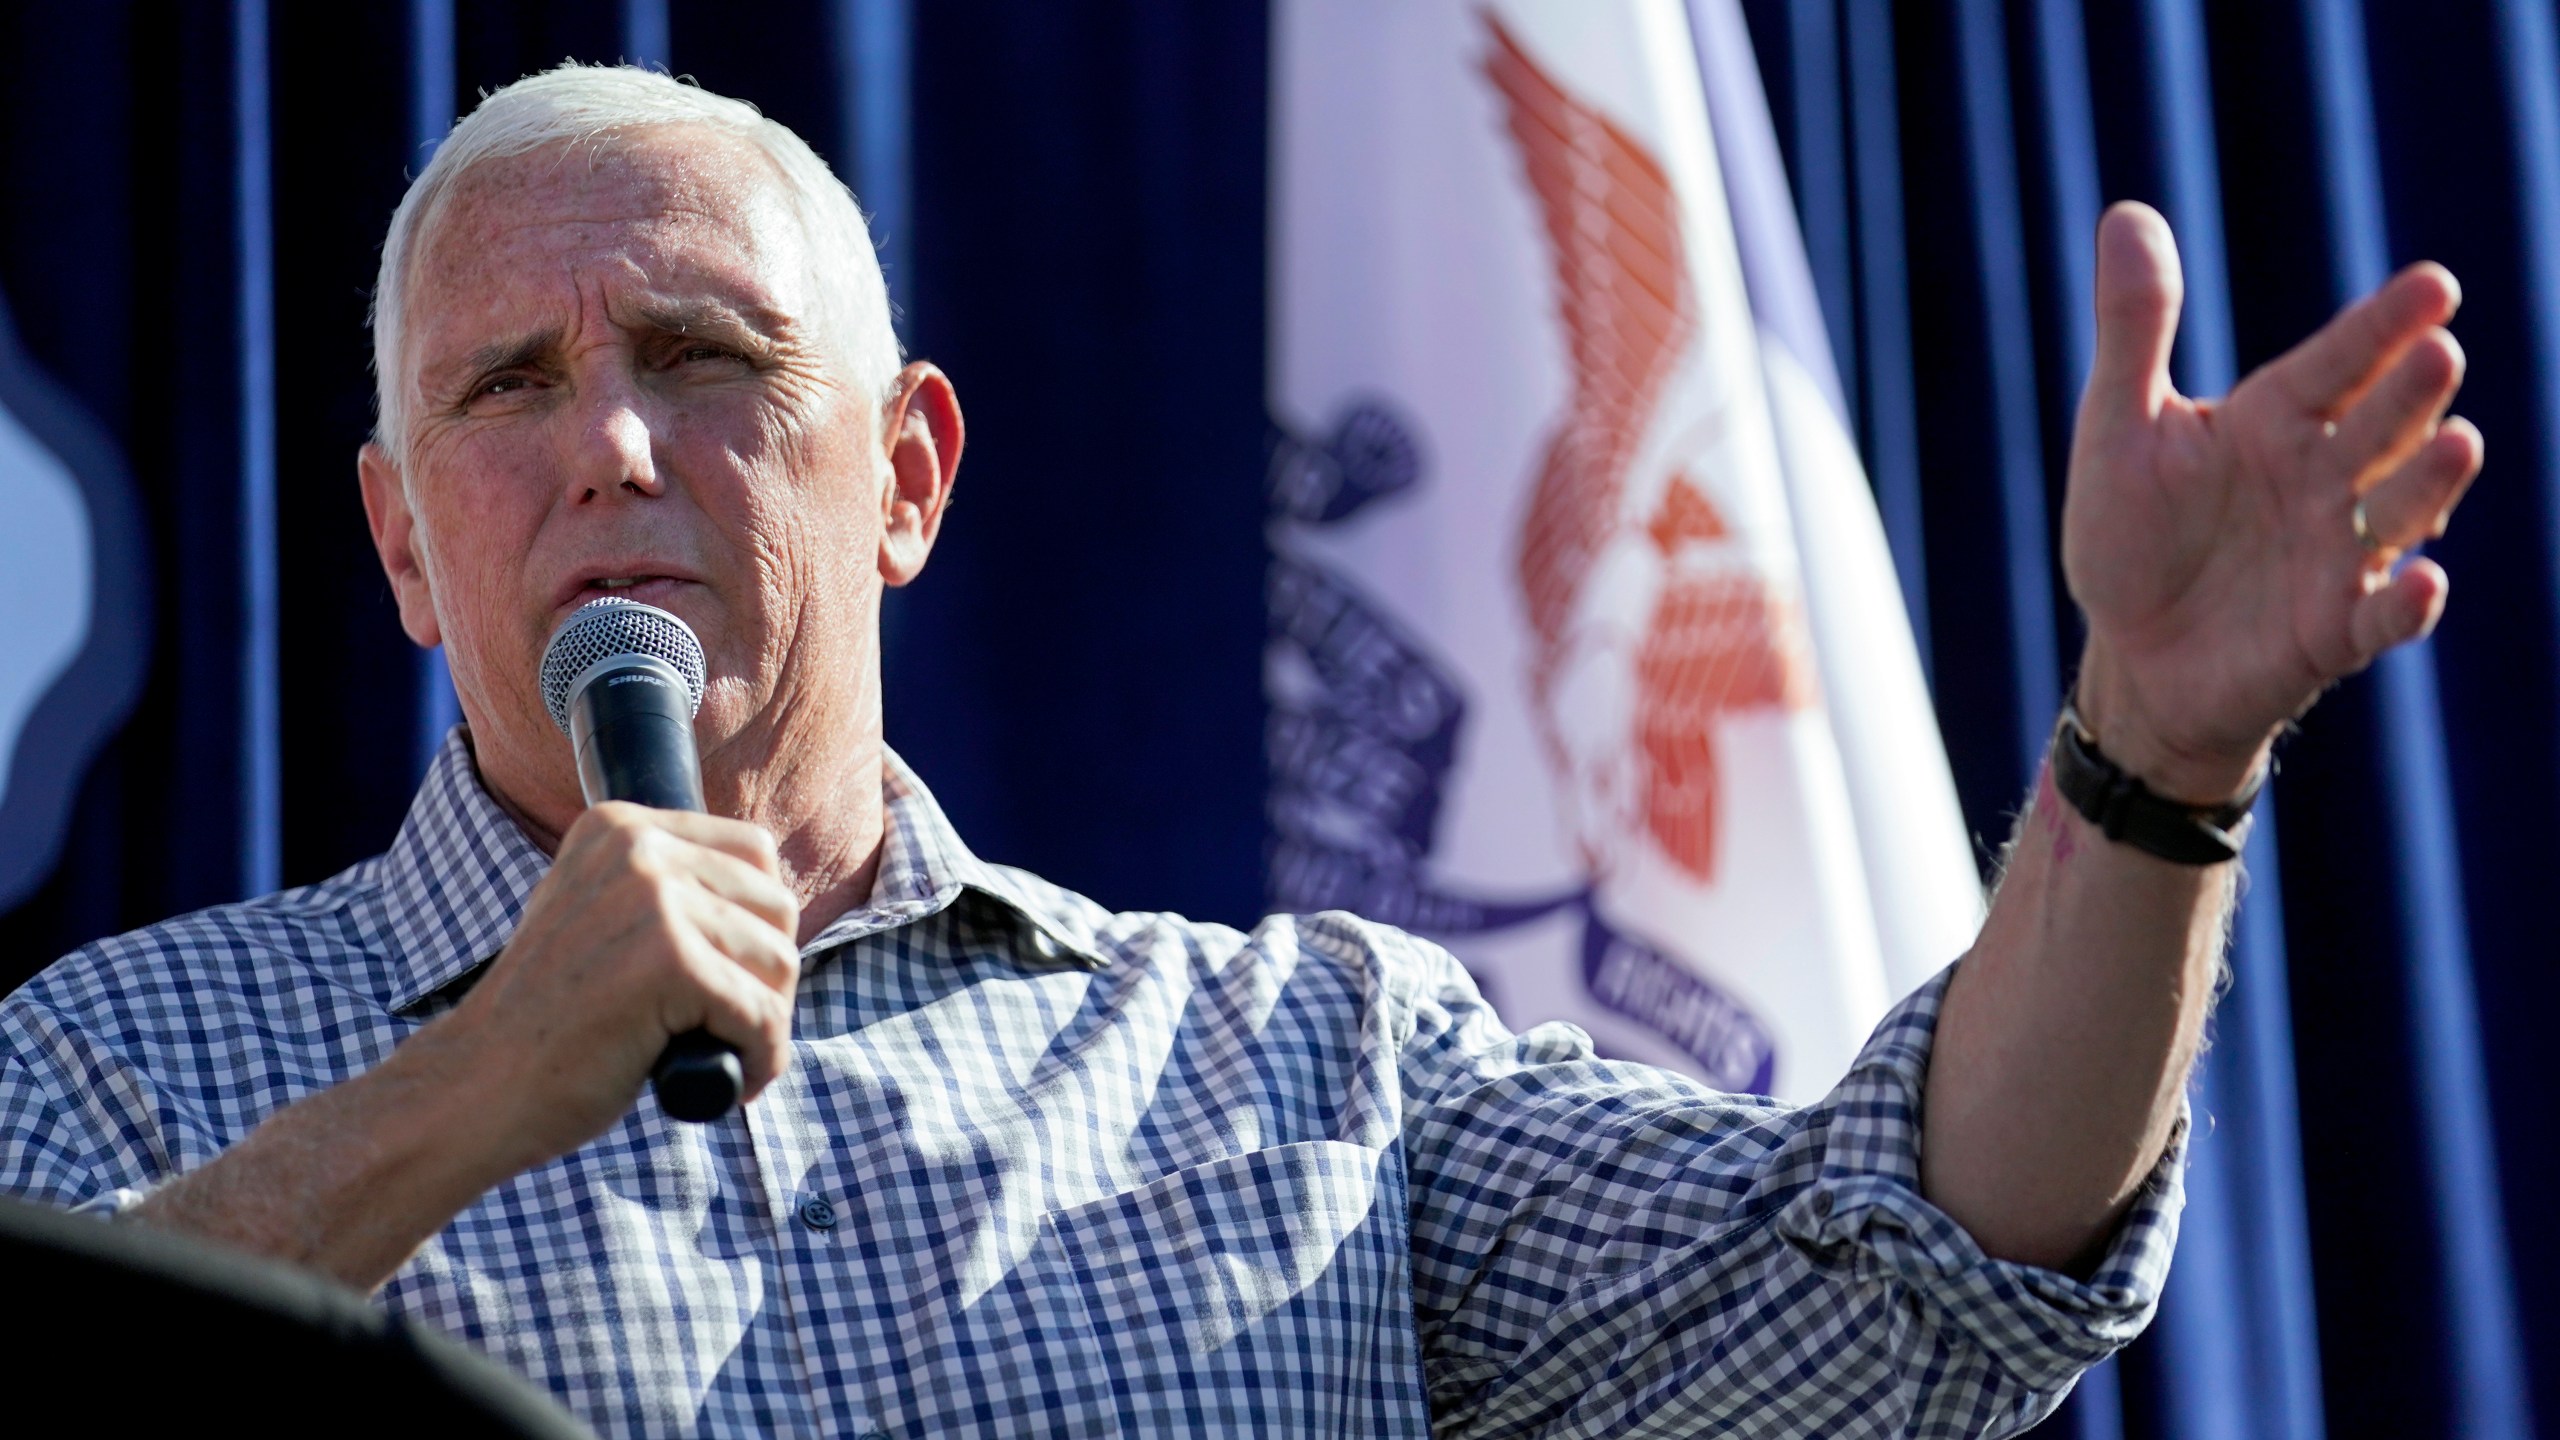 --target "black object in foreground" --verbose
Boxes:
[0,1195,597,1437]
[539,597,743,1124]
